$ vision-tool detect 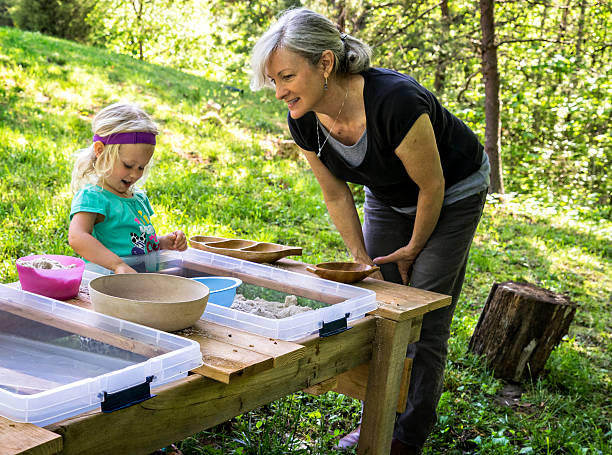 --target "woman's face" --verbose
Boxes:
[265,48,325,119]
